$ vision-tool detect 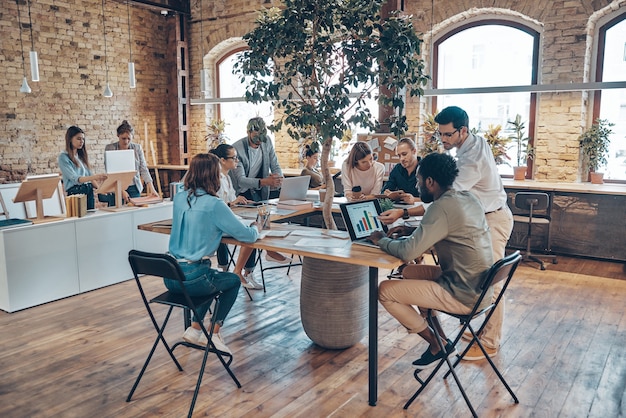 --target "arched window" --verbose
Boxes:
[216,48,273,144]
[433,21,539,176]
[593,12,626,182]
